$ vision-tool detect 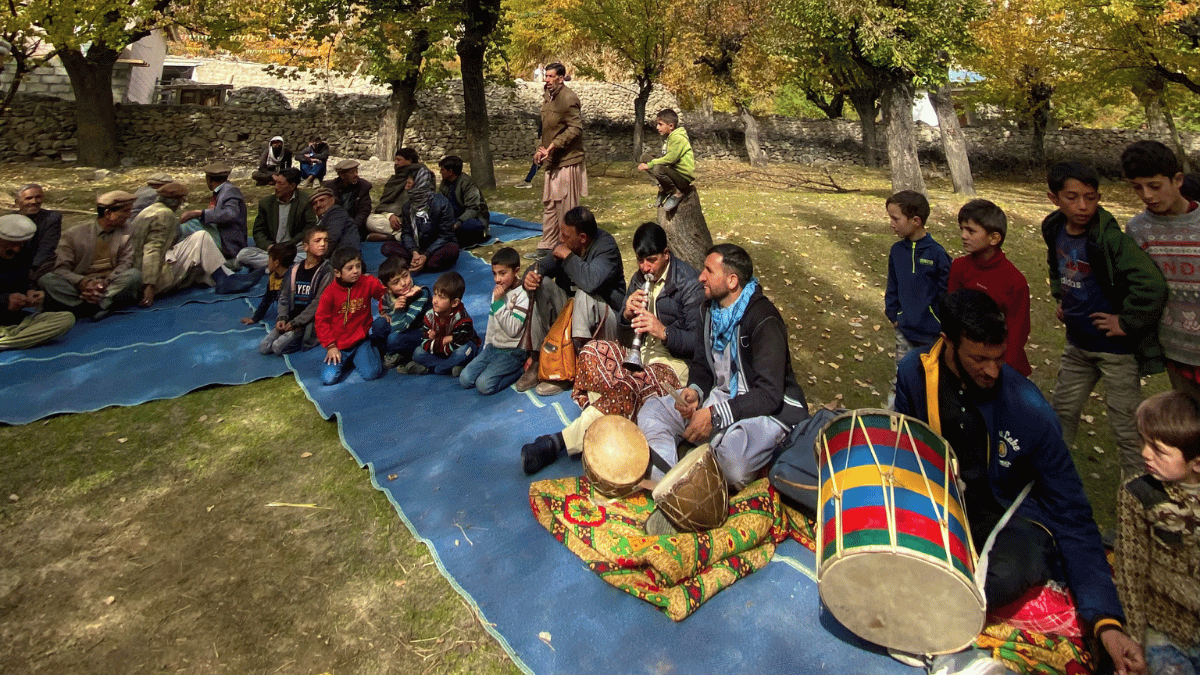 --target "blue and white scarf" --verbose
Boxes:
[710,277,758,353]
